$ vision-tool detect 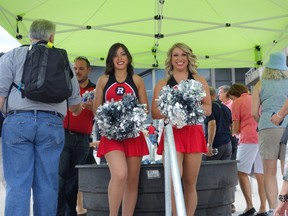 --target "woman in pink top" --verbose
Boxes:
[227,83,267,216]
[218,85,233,110]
